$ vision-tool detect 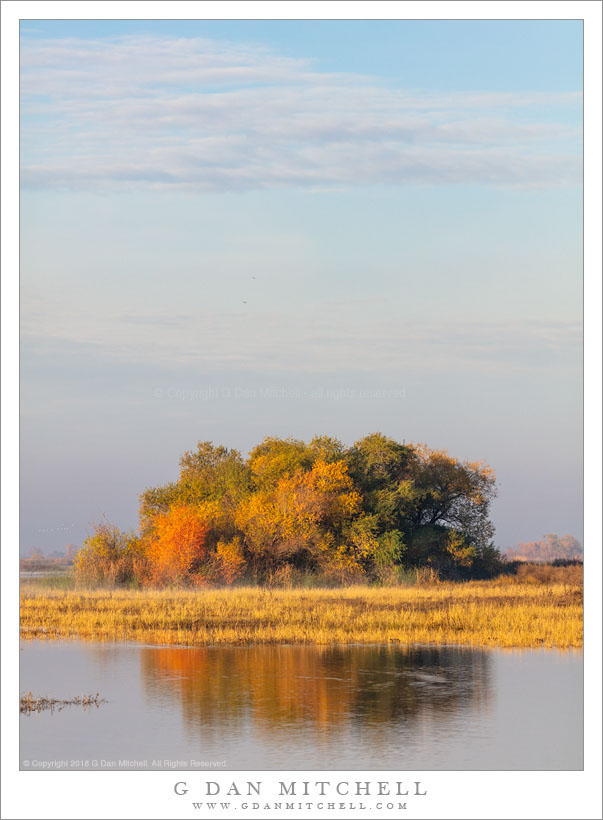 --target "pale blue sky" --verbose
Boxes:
[20,20,583,554]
